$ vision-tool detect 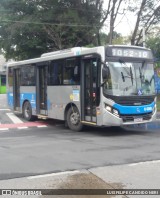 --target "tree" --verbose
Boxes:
[102,31,123,44]
[130,0,160,46]
[146,27,160,62]
[0,0,49,60]
[102,0,128,44]
[0,0,104,60]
